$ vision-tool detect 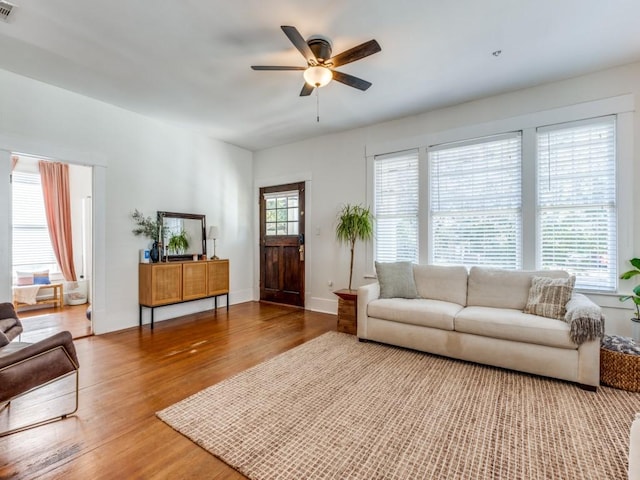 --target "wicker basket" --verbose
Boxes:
[600,347,640,392]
